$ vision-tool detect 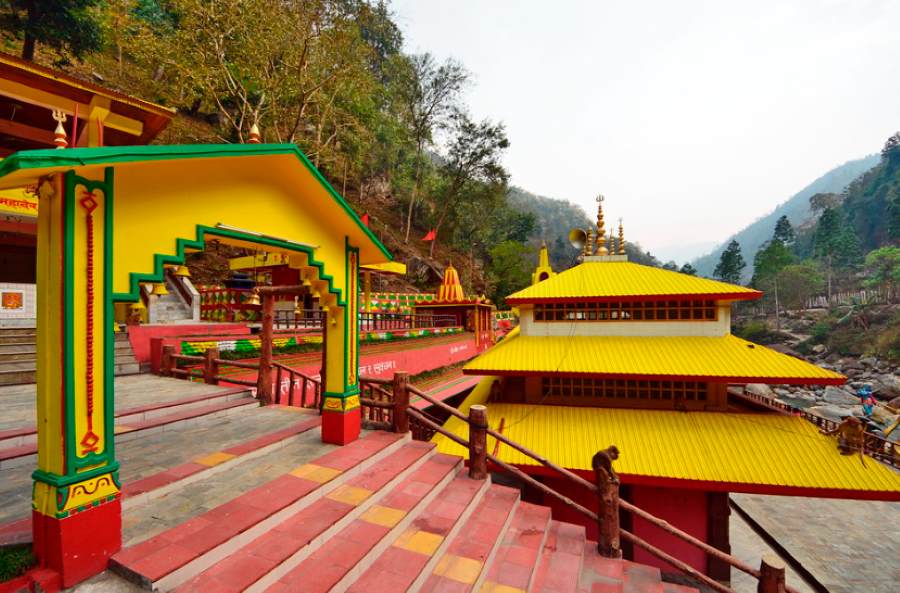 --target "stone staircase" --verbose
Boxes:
[109,432,699,593]
[0,329,140,386]
[149,279,195,323]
